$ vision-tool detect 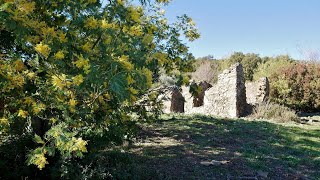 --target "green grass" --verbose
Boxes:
[104,114,320,179]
